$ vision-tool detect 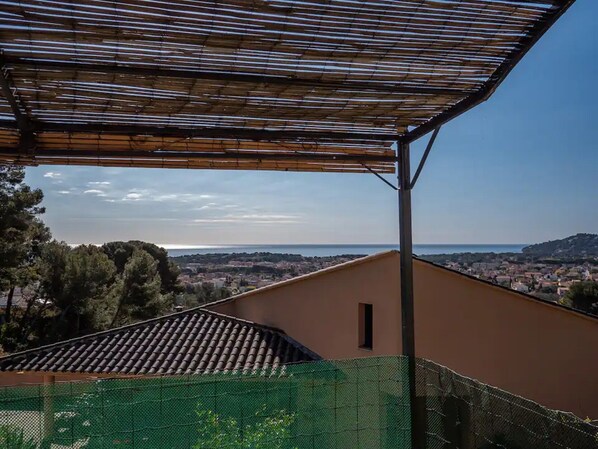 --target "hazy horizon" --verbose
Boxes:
[64,242,531,248]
